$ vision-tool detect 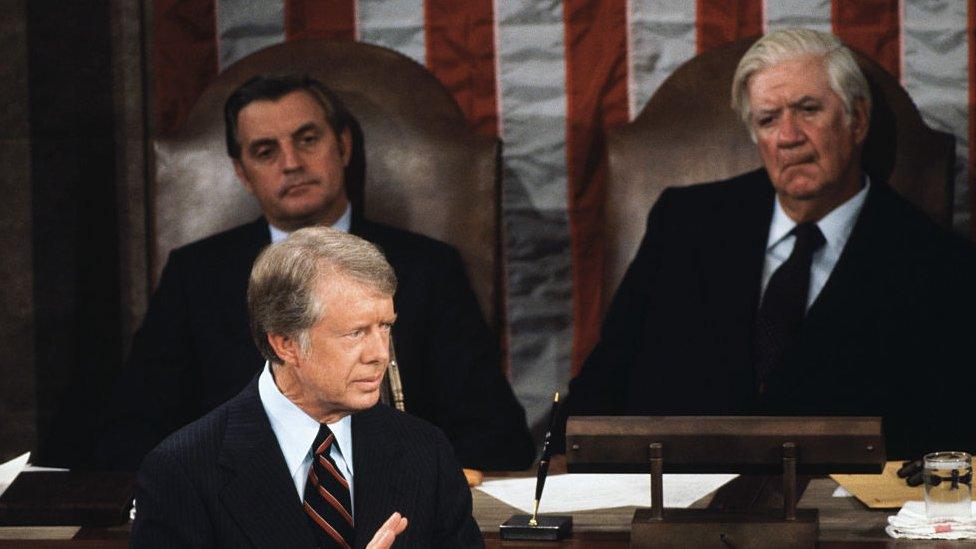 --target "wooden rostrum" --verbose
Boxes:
[565,416,885,549]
